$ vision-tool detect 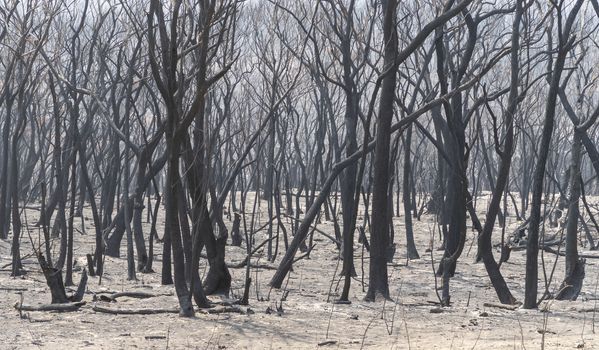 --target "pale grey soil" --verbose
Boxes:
[0,192,598,349]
